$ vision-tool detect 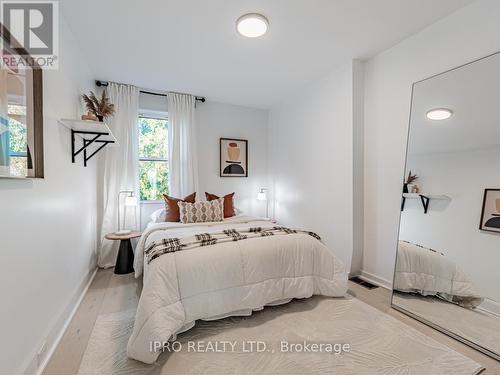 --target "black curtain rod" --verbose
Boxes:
[95,80,206,103]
